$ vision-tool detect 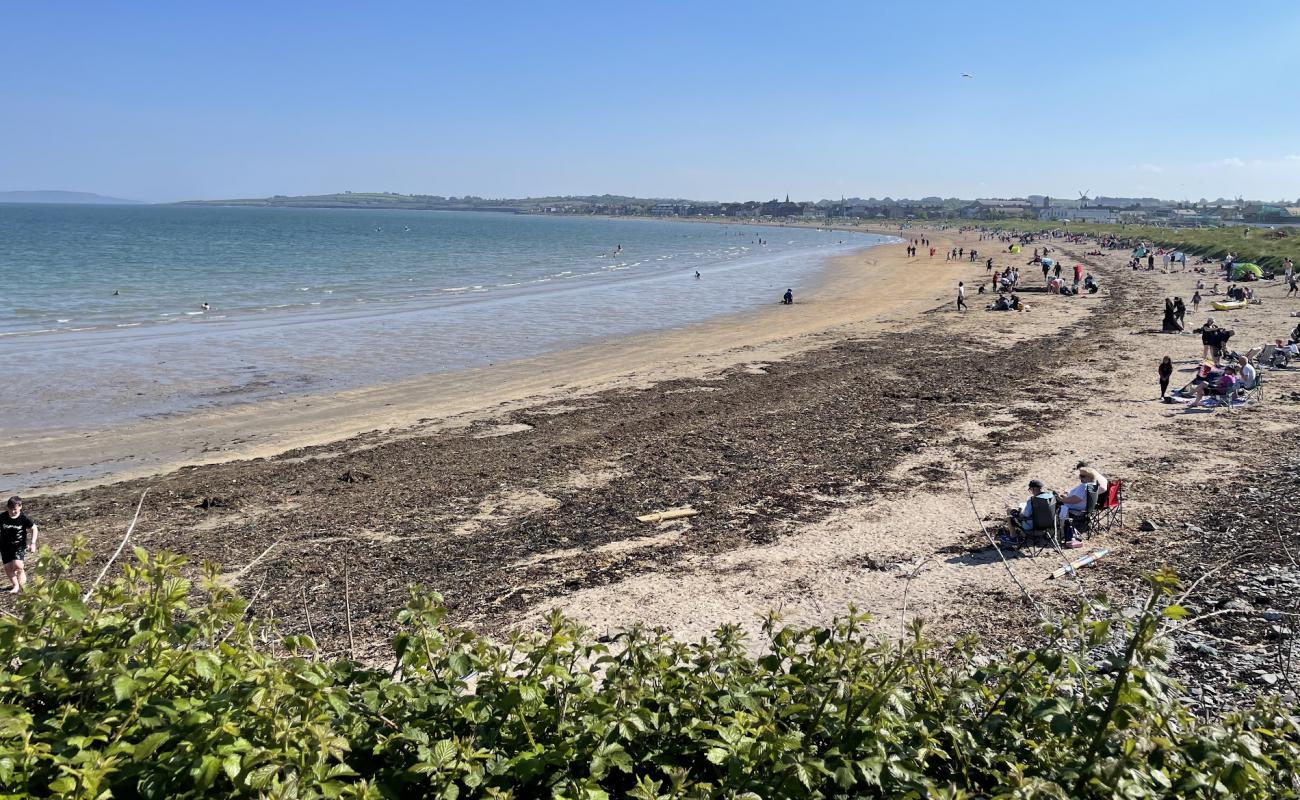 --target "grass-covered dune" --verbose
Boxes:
[984,220,1299,270]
